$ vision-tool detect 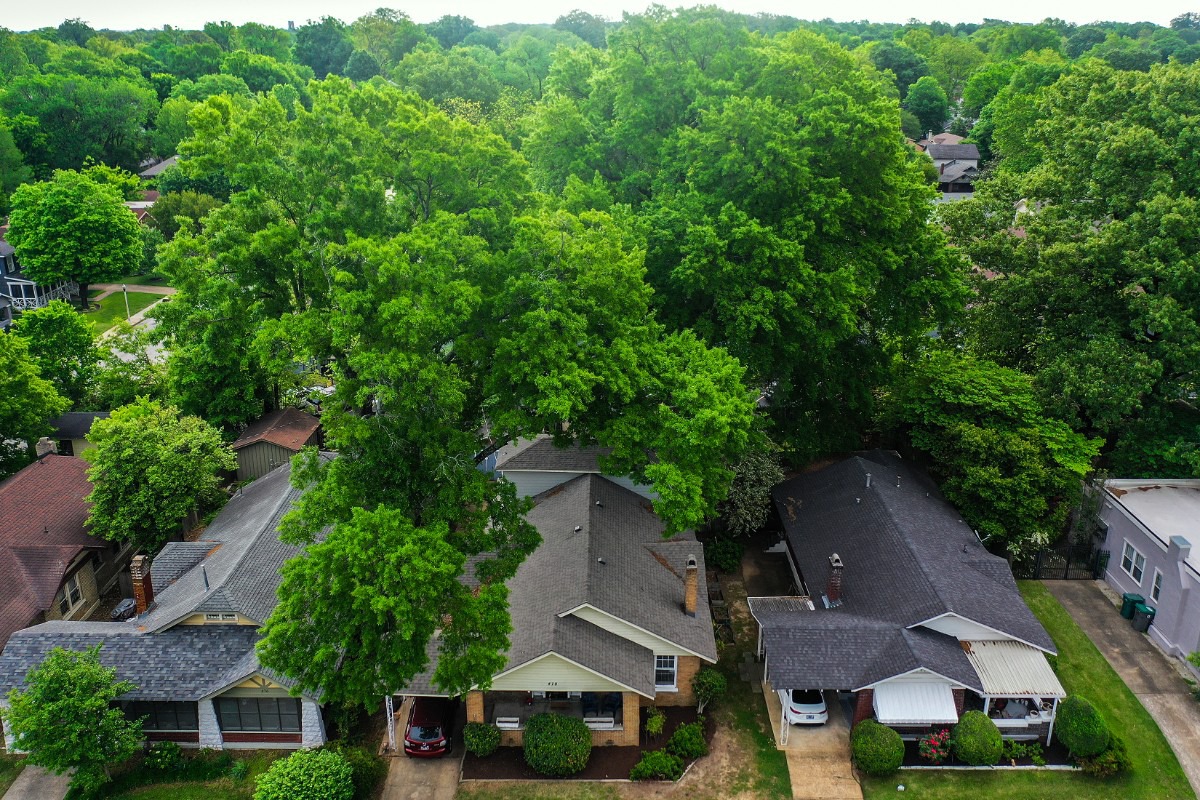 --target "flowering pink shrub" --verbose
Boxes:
[919,728,951,765]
